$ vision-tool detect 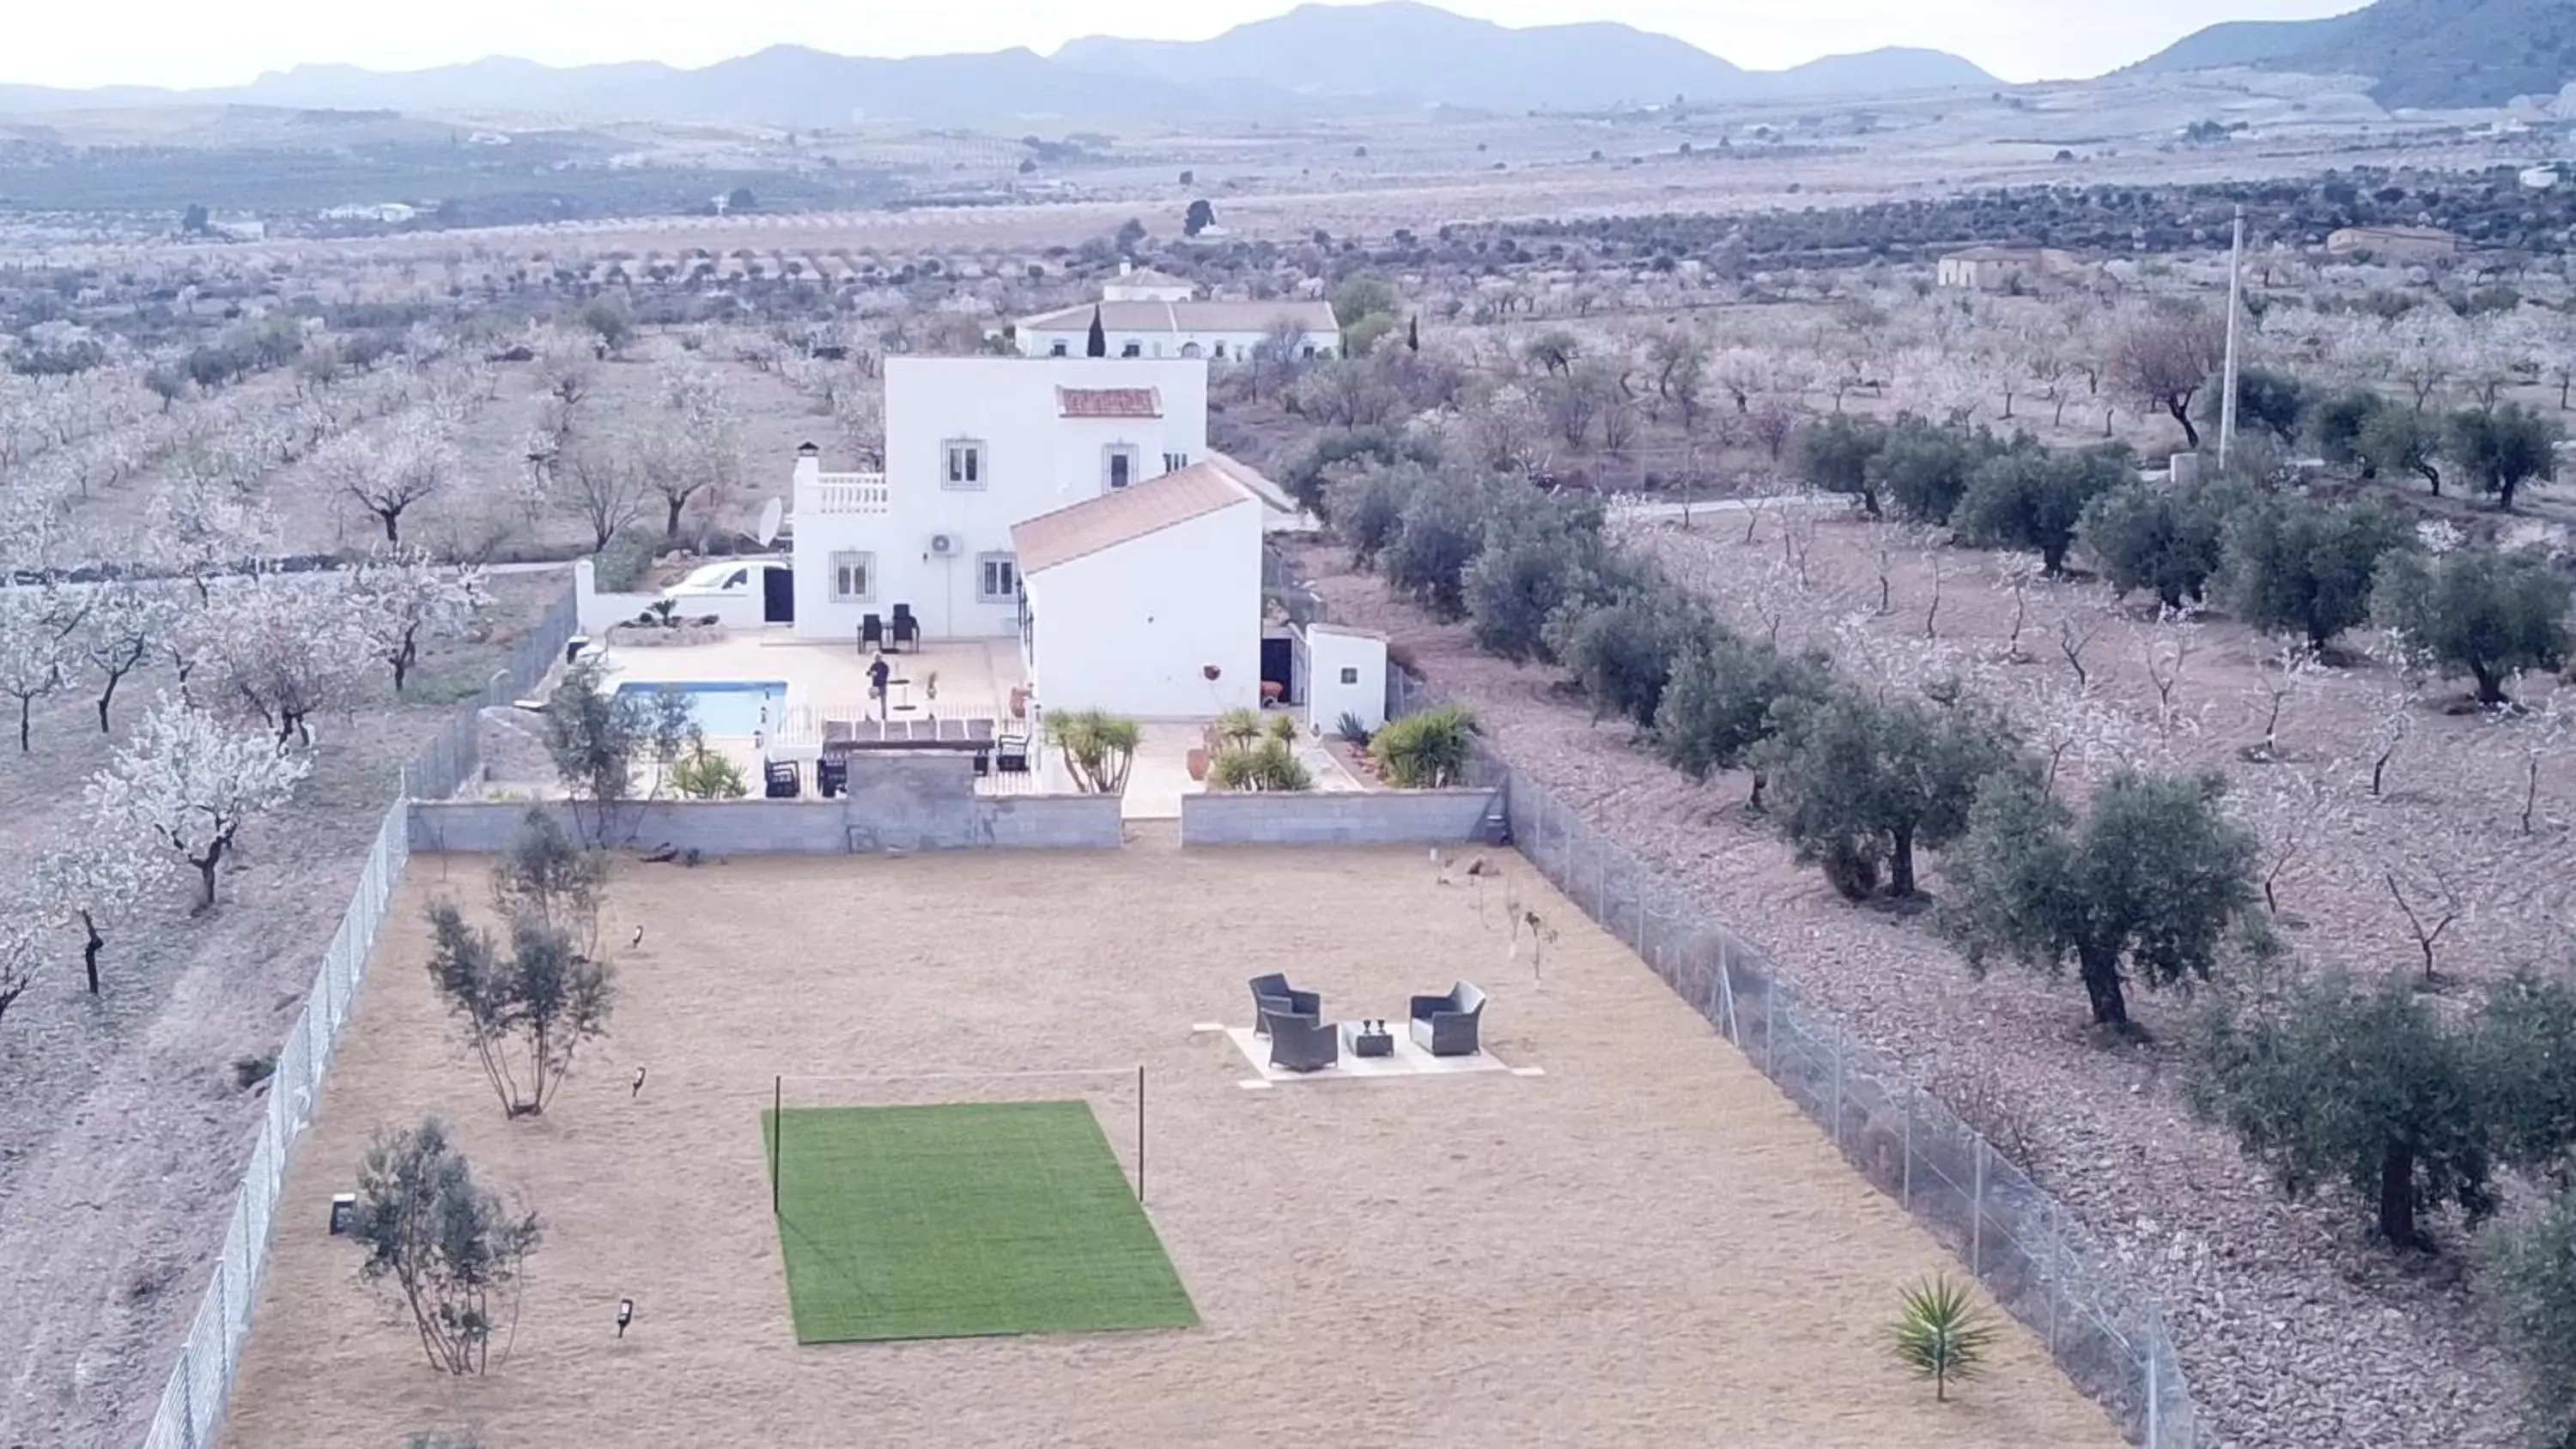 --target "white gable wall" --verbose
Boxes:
[1023,497,1262,720]
[791,357,1209,644]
